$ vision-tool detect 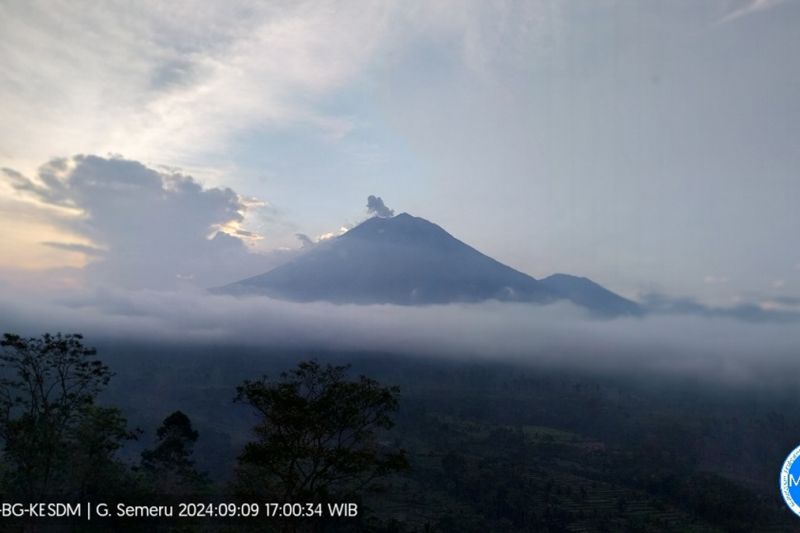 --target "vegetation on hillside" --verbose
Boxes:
[0,332,796,531]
